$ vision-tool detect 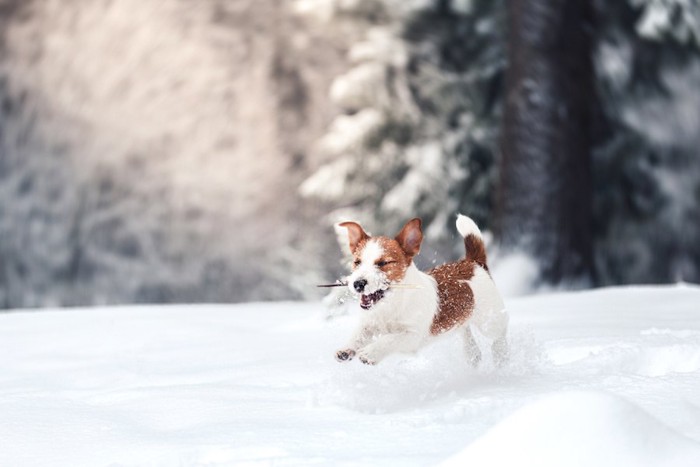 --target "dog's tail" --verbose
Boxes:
[456,214,488,269]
